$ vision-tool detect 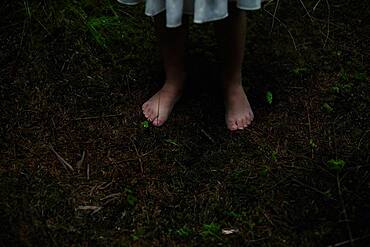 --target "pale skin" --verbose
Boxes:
[142,2,254,131]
